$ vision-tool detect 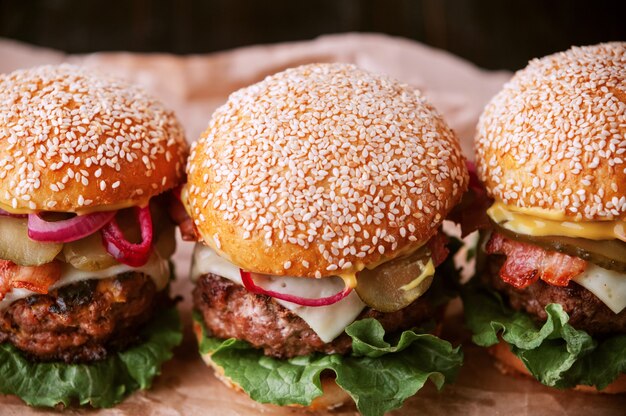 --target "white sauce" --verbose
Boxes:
[573,264,626,314]
[191,243,366,343]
